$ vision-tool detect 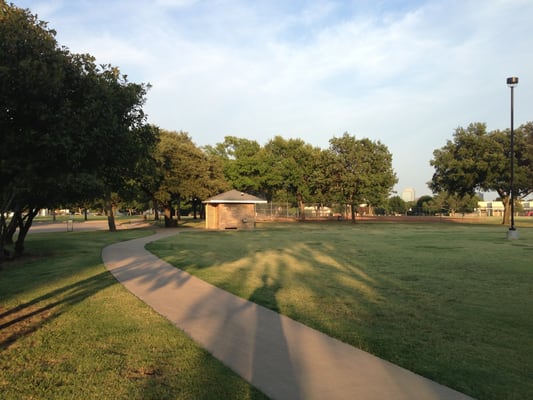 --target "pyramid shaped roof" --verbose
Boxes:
[203,190,267,204]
